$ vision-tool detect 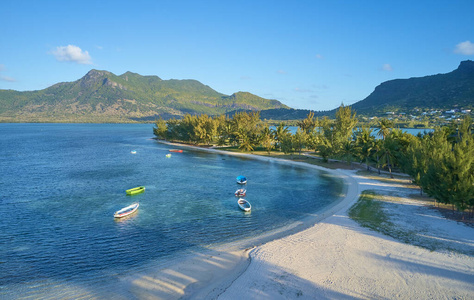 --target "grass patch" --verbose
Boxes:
[349,191,417,246]
[349,191,391,230]
[356,170,411,182]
